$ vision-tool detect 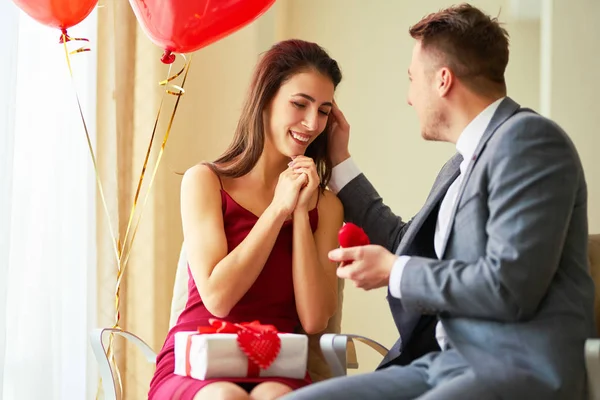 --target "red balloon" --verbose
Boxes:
[128,0,276,63]
[12,0,98,30]
[338,223,370,248]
